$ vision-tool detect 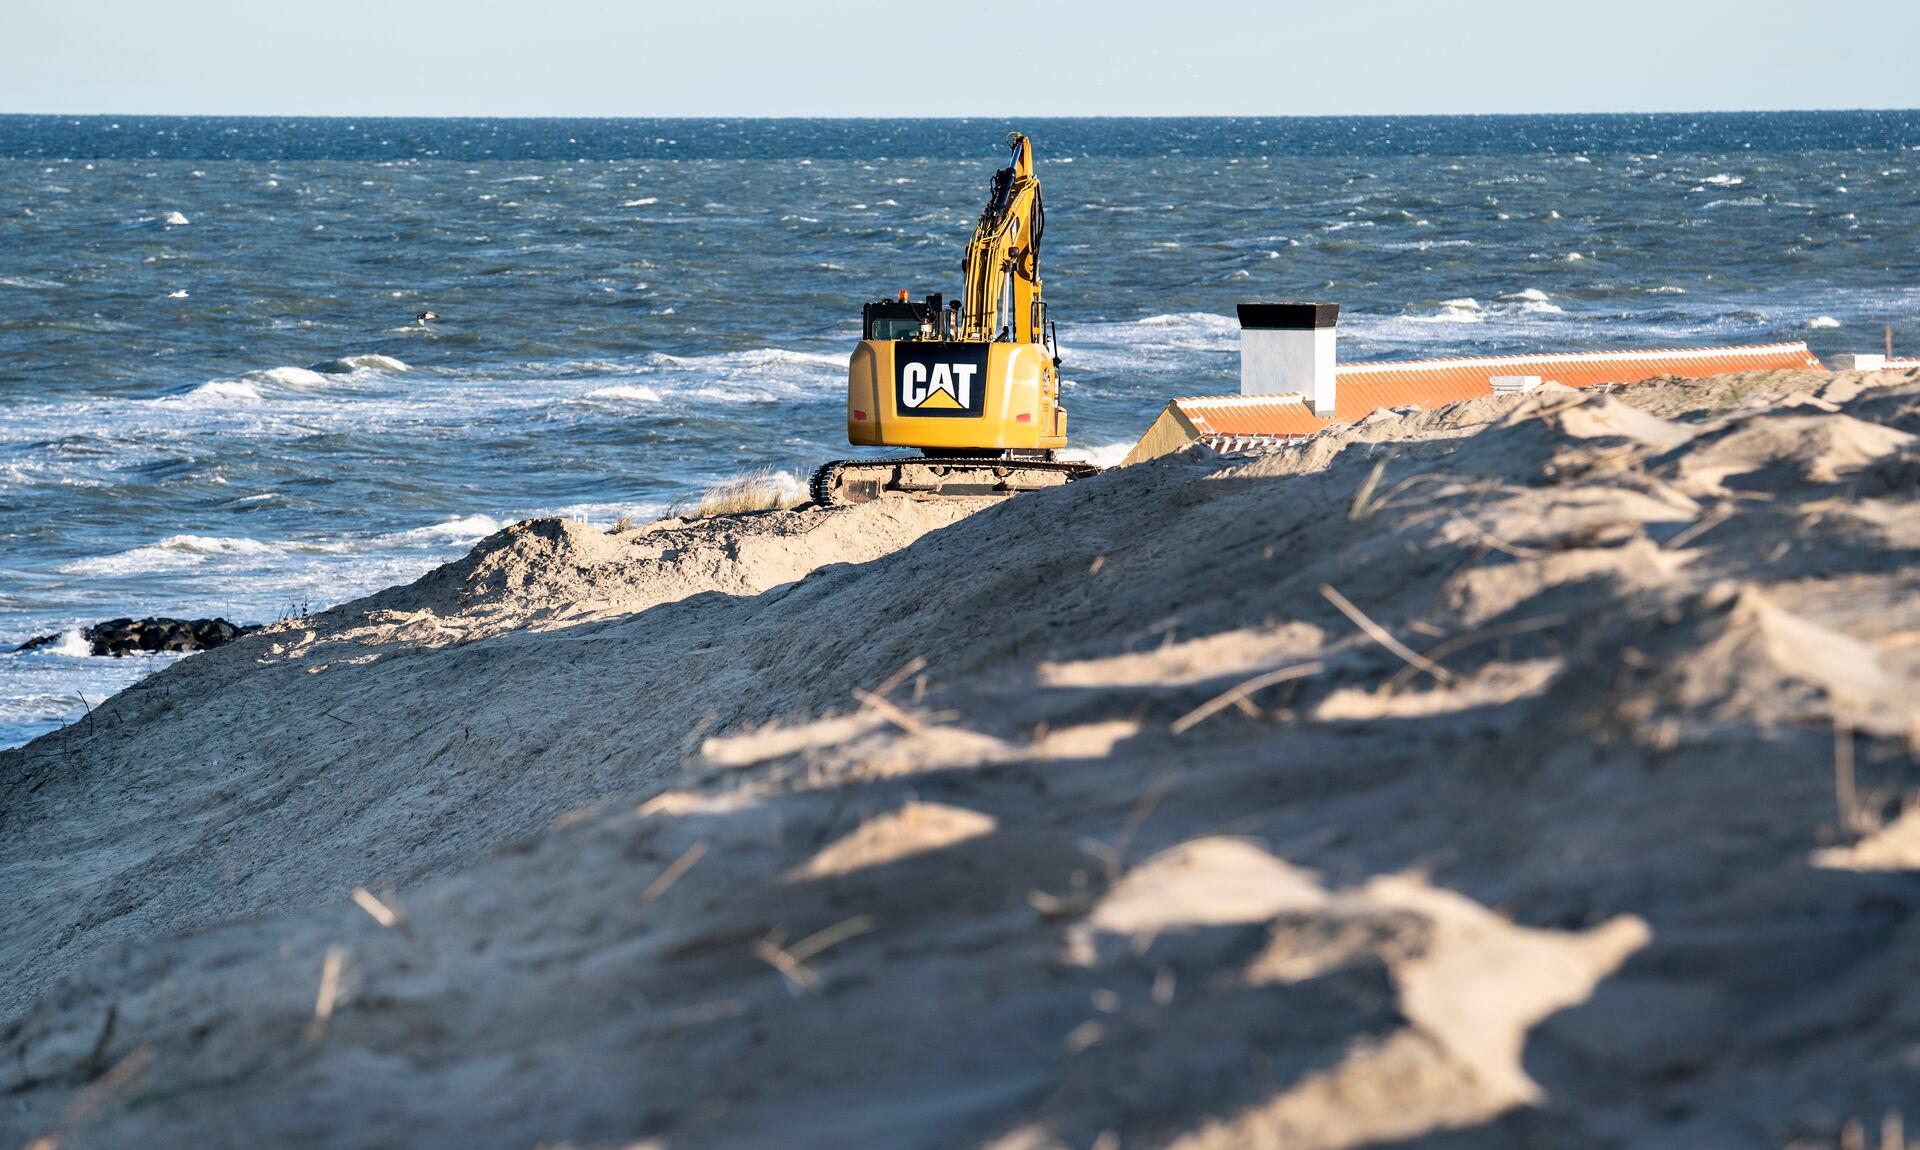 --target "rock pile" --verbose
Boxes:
[14,616,260,657]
